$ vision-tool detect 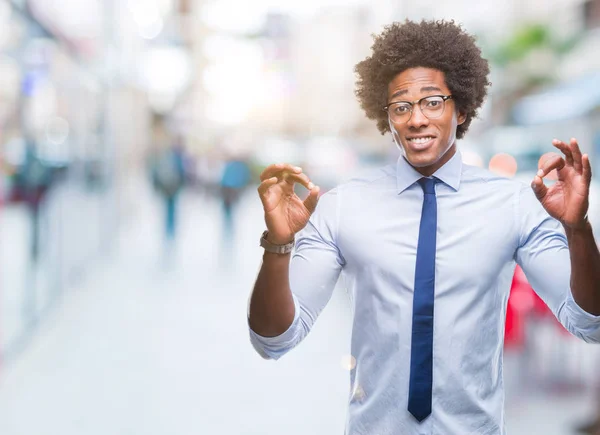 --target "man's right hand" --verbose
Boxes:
[258,163,320,245]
